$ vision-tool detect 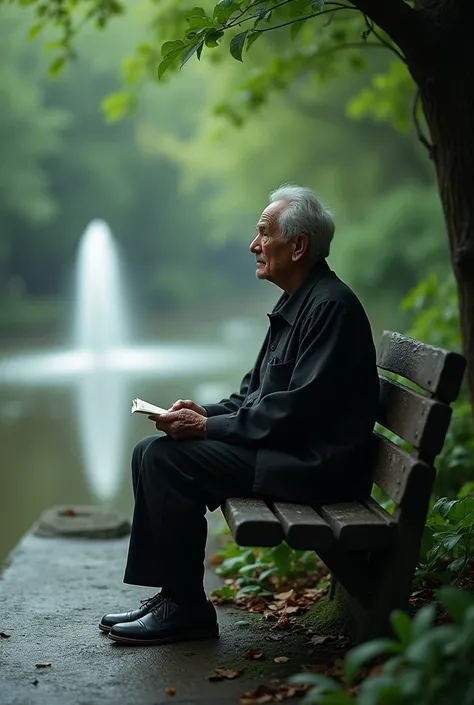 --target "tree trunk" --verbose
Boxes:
[417,67,474,407]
